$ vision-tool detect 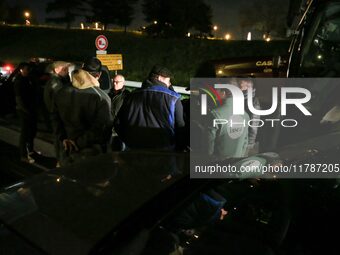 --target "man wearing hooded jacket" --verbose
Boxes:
[114,65,185,151]
[53,57,113,165]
